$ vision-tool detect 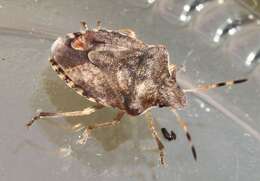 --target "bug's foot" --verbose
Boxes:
[26,115,40,128]
[159,149,166,166]
[77,128,91,144]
